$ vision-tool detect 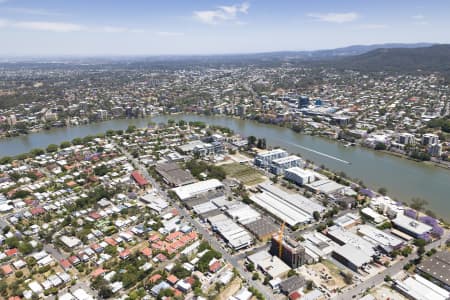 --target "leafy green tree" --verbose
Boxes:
[46,144,59,153]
